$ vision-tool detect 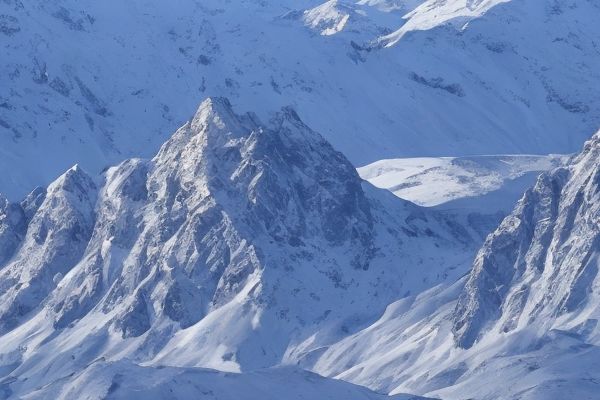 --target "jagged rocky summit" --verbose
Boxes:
[0,97,482,399]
